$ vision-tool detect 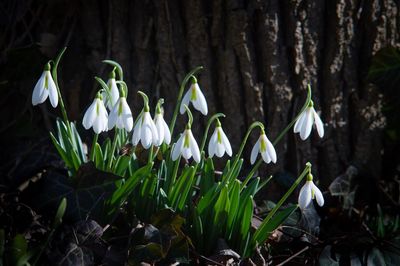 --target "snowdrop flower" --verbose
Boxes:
[82,92,108,134]
[172,105,201,163]
[132,91,159,149]
[172,126,201,163]
[154,100,171,145]
[208,119,232,158]
[108,88,133,131]
[298,173,324,209]
[102,70,119,110]
[32,63,58,108]
[250,129,277,164]
[180,77,208,115]
[294,101,324,140]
